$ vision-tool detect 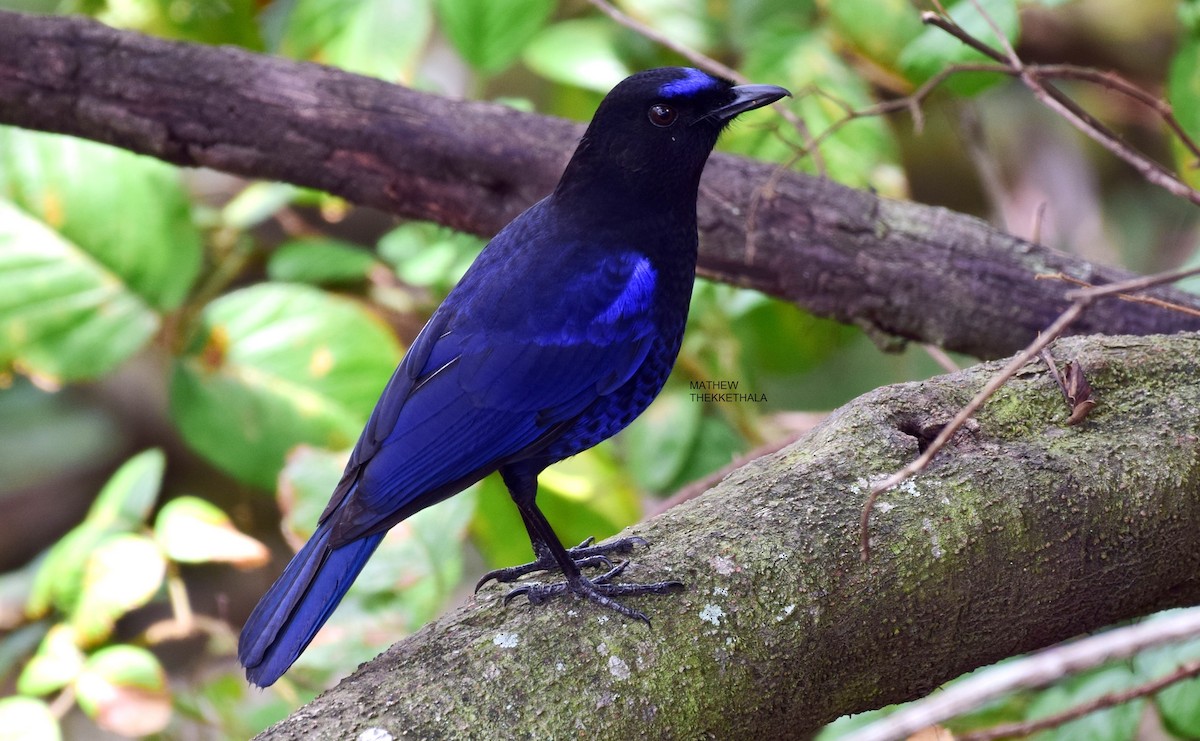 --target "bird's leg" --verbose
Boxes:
[477,466,684,621]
